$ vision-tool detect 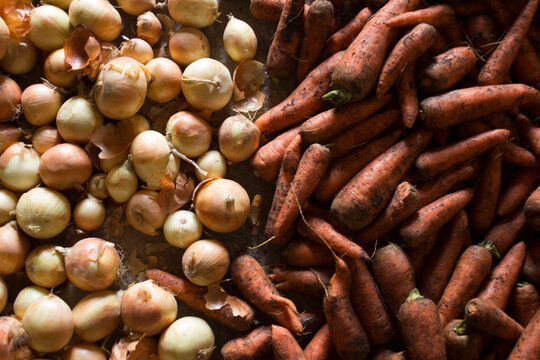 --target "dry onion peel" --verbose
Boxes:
[64,25,101,74]
[231,60,265,112]
[0,0,34,37]
[203,284,255,320]
[111,334,160,360]
[89,119,135,160]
